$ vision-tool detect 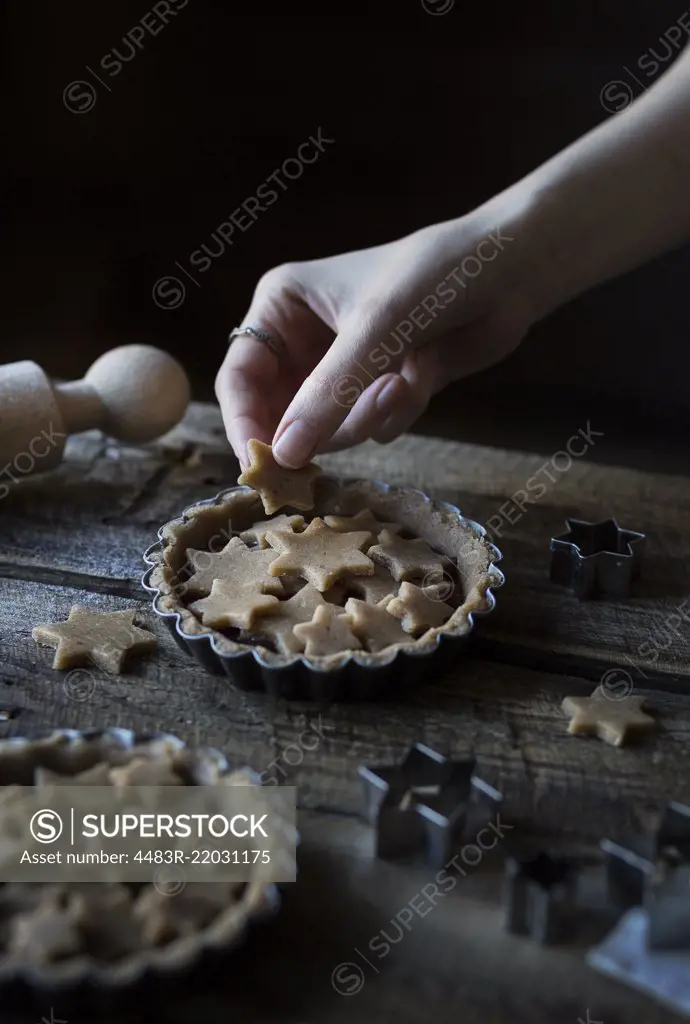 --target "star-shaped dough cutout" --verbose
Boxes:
[240,513,305,548]
[349,564,399,604]
[324,509,402,539]
[368,530,448,582]
[248,584,327,655]
[184,537,284,598]
[134,886,188,945]
[265,517,374,592]
[35,762,113,787]
[344,595,413,653]
[237,438,321,514]
[71,884,139,959]
[387,581,455,634]
[135,883,236,945]
[0,785,26,811]
[8,890,82,963]
[293,604,362,658]
[109,756,185,788]
[71,883,132,927]
[561,689,655,747]
[32,606,157,674]
[189,578,279,630]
